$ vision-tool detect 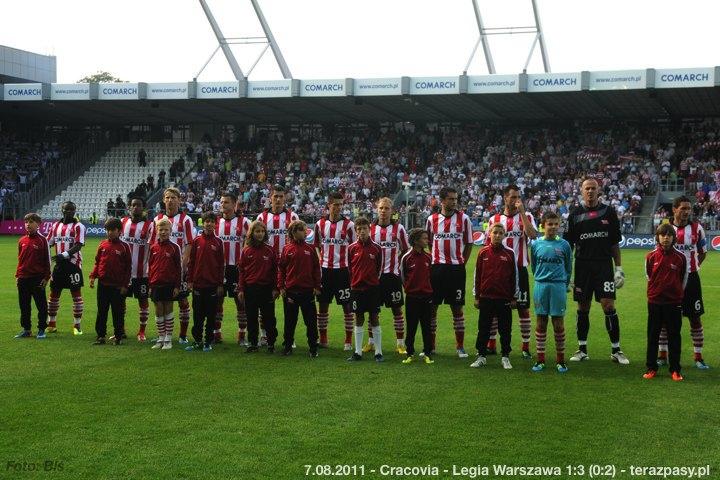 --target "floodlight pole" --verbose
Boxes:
[196,0,293,81]
[198,0,245,80]
[464,0,551,74]
[531,0,551,73]
[250,0,293,79]
[470,0,496,74]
